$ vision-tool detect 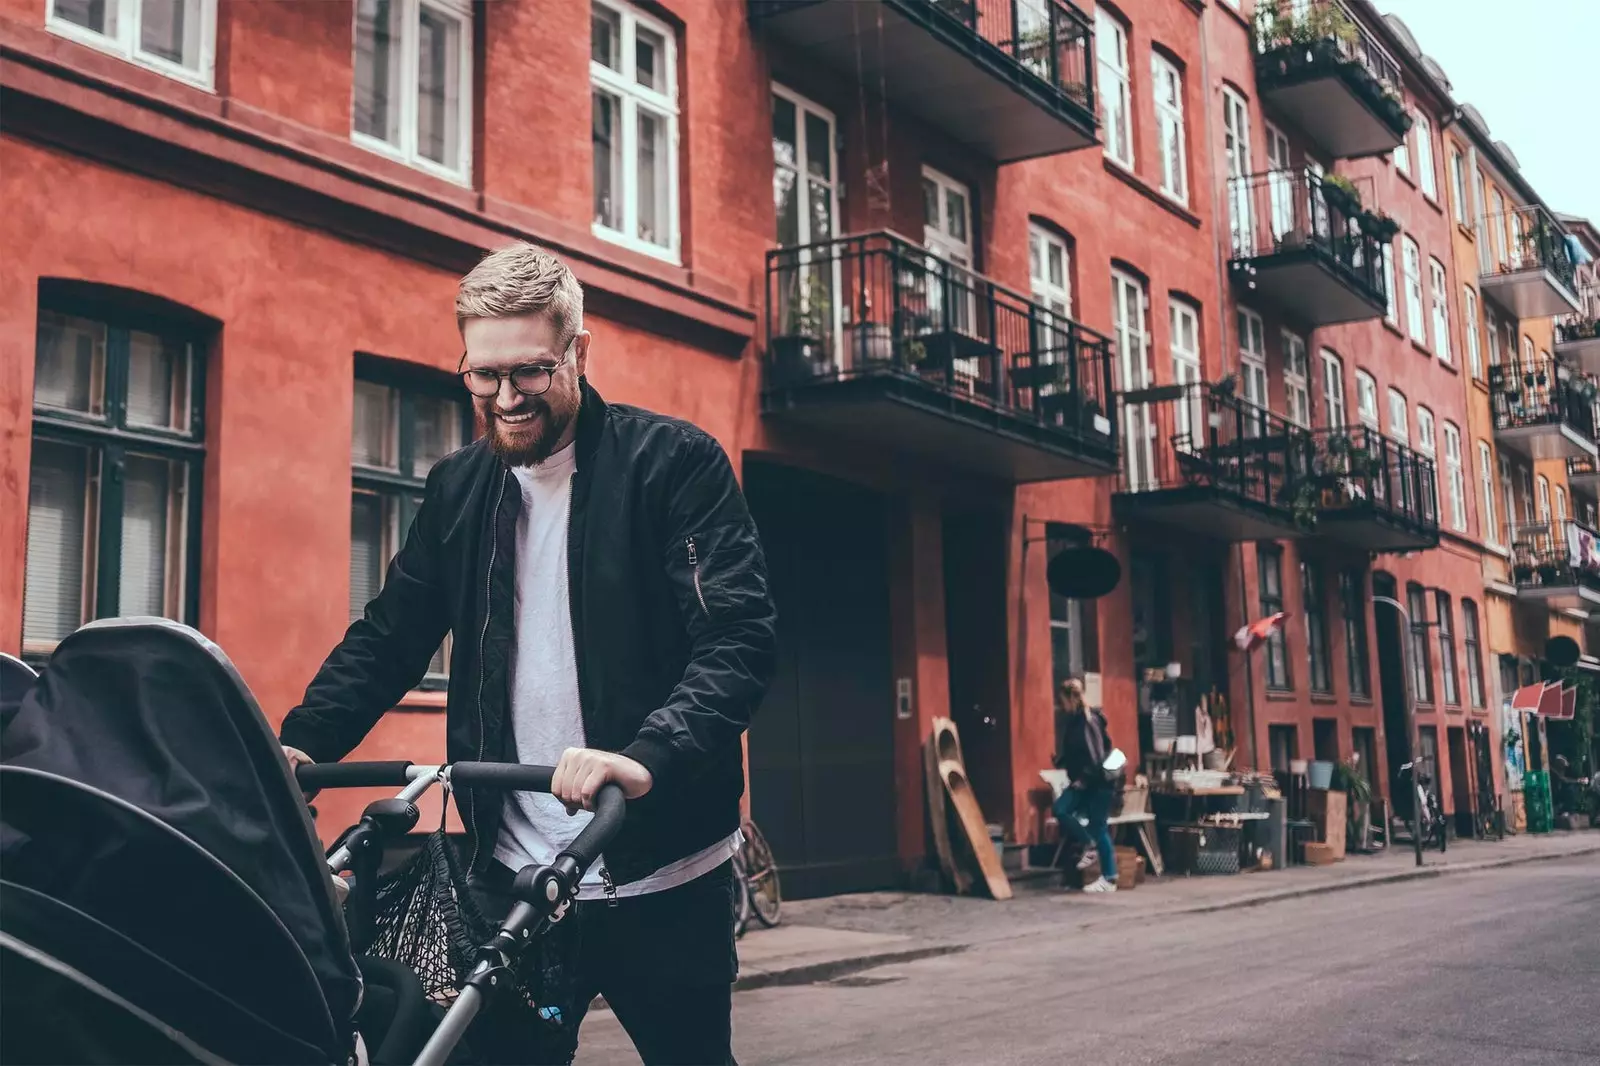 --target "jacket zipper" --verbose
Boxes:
[687,536,709,617]
[568,473,618,906]
[467,469,511,873]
